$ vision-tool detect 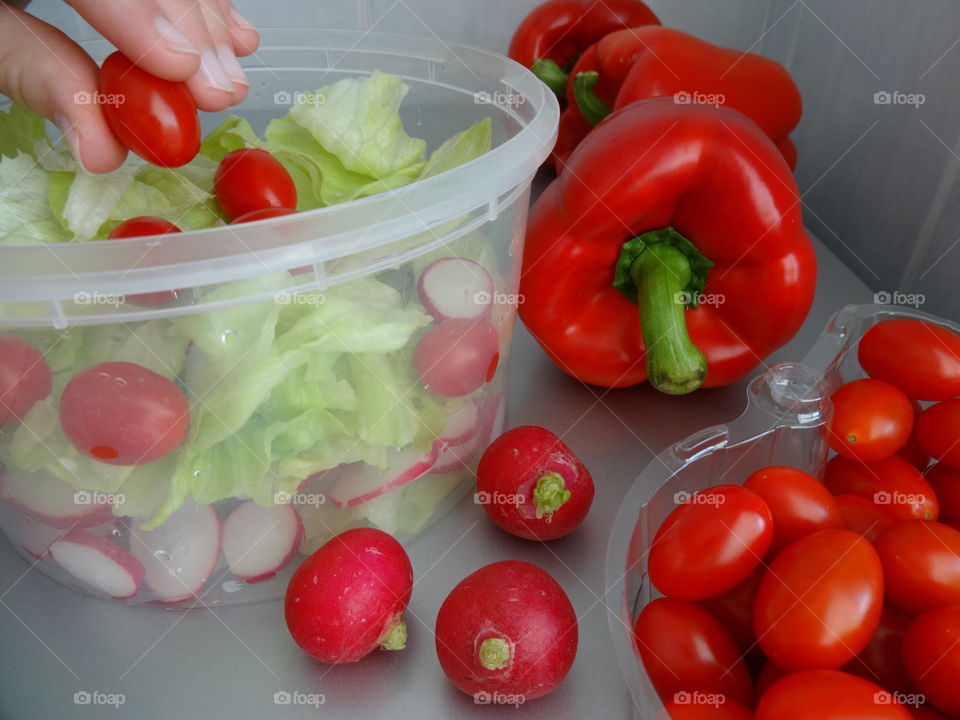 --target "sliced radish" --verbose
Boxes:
[433,432,484,474]
[48,530,144,599]
[418,257,494,321]
[19,516,64,560]
[328,446,439,509]
[436,401,481,449]
[129,499,221,603]
[222,501,304,583]
[1,468,113,529]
